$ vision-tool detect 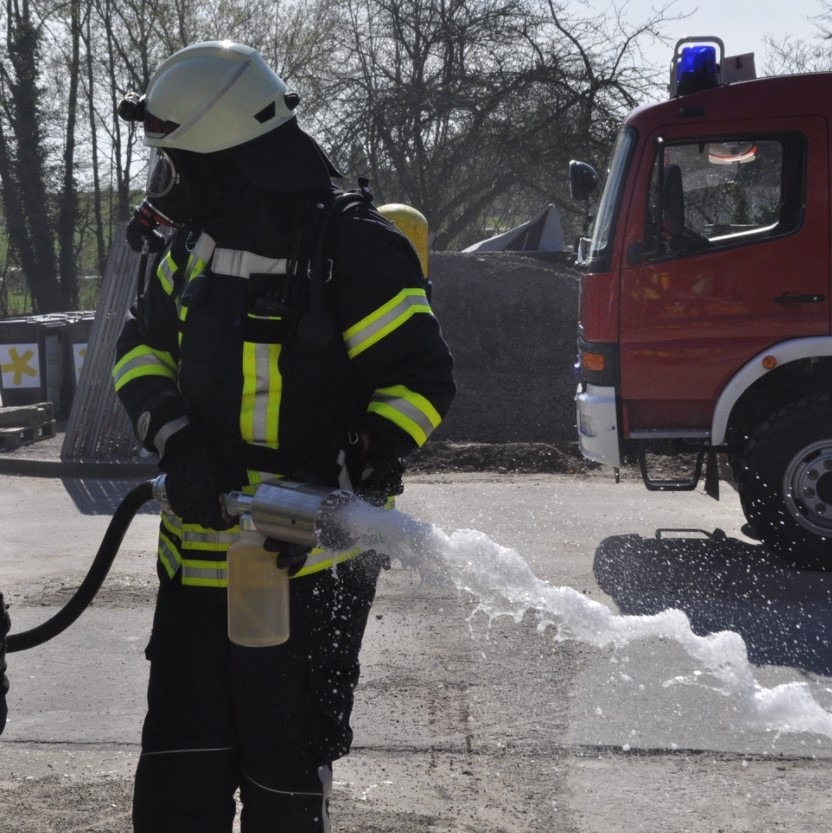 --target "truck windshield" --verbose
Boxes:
[586,127,636,270]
